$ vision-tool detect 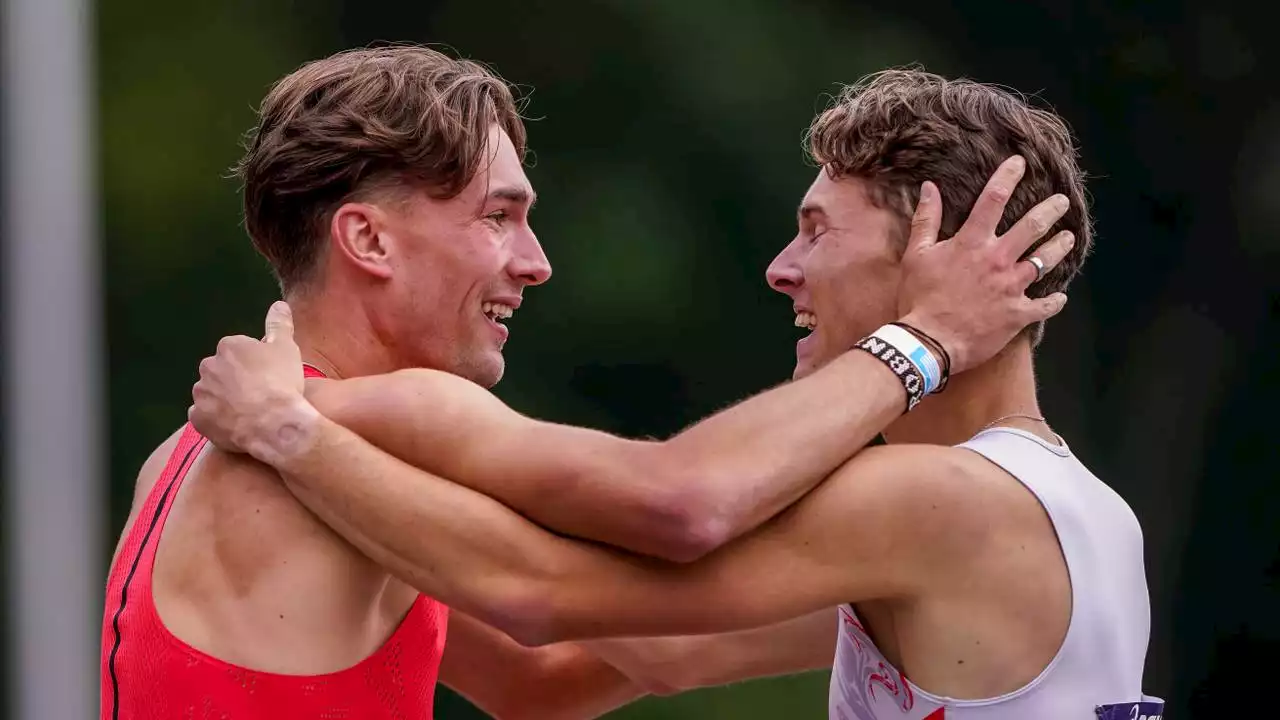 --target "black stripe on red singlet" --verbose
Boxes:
[108,437,204,720]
